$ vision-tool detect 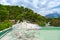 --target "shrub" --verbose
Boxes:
[0,20,13,31]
